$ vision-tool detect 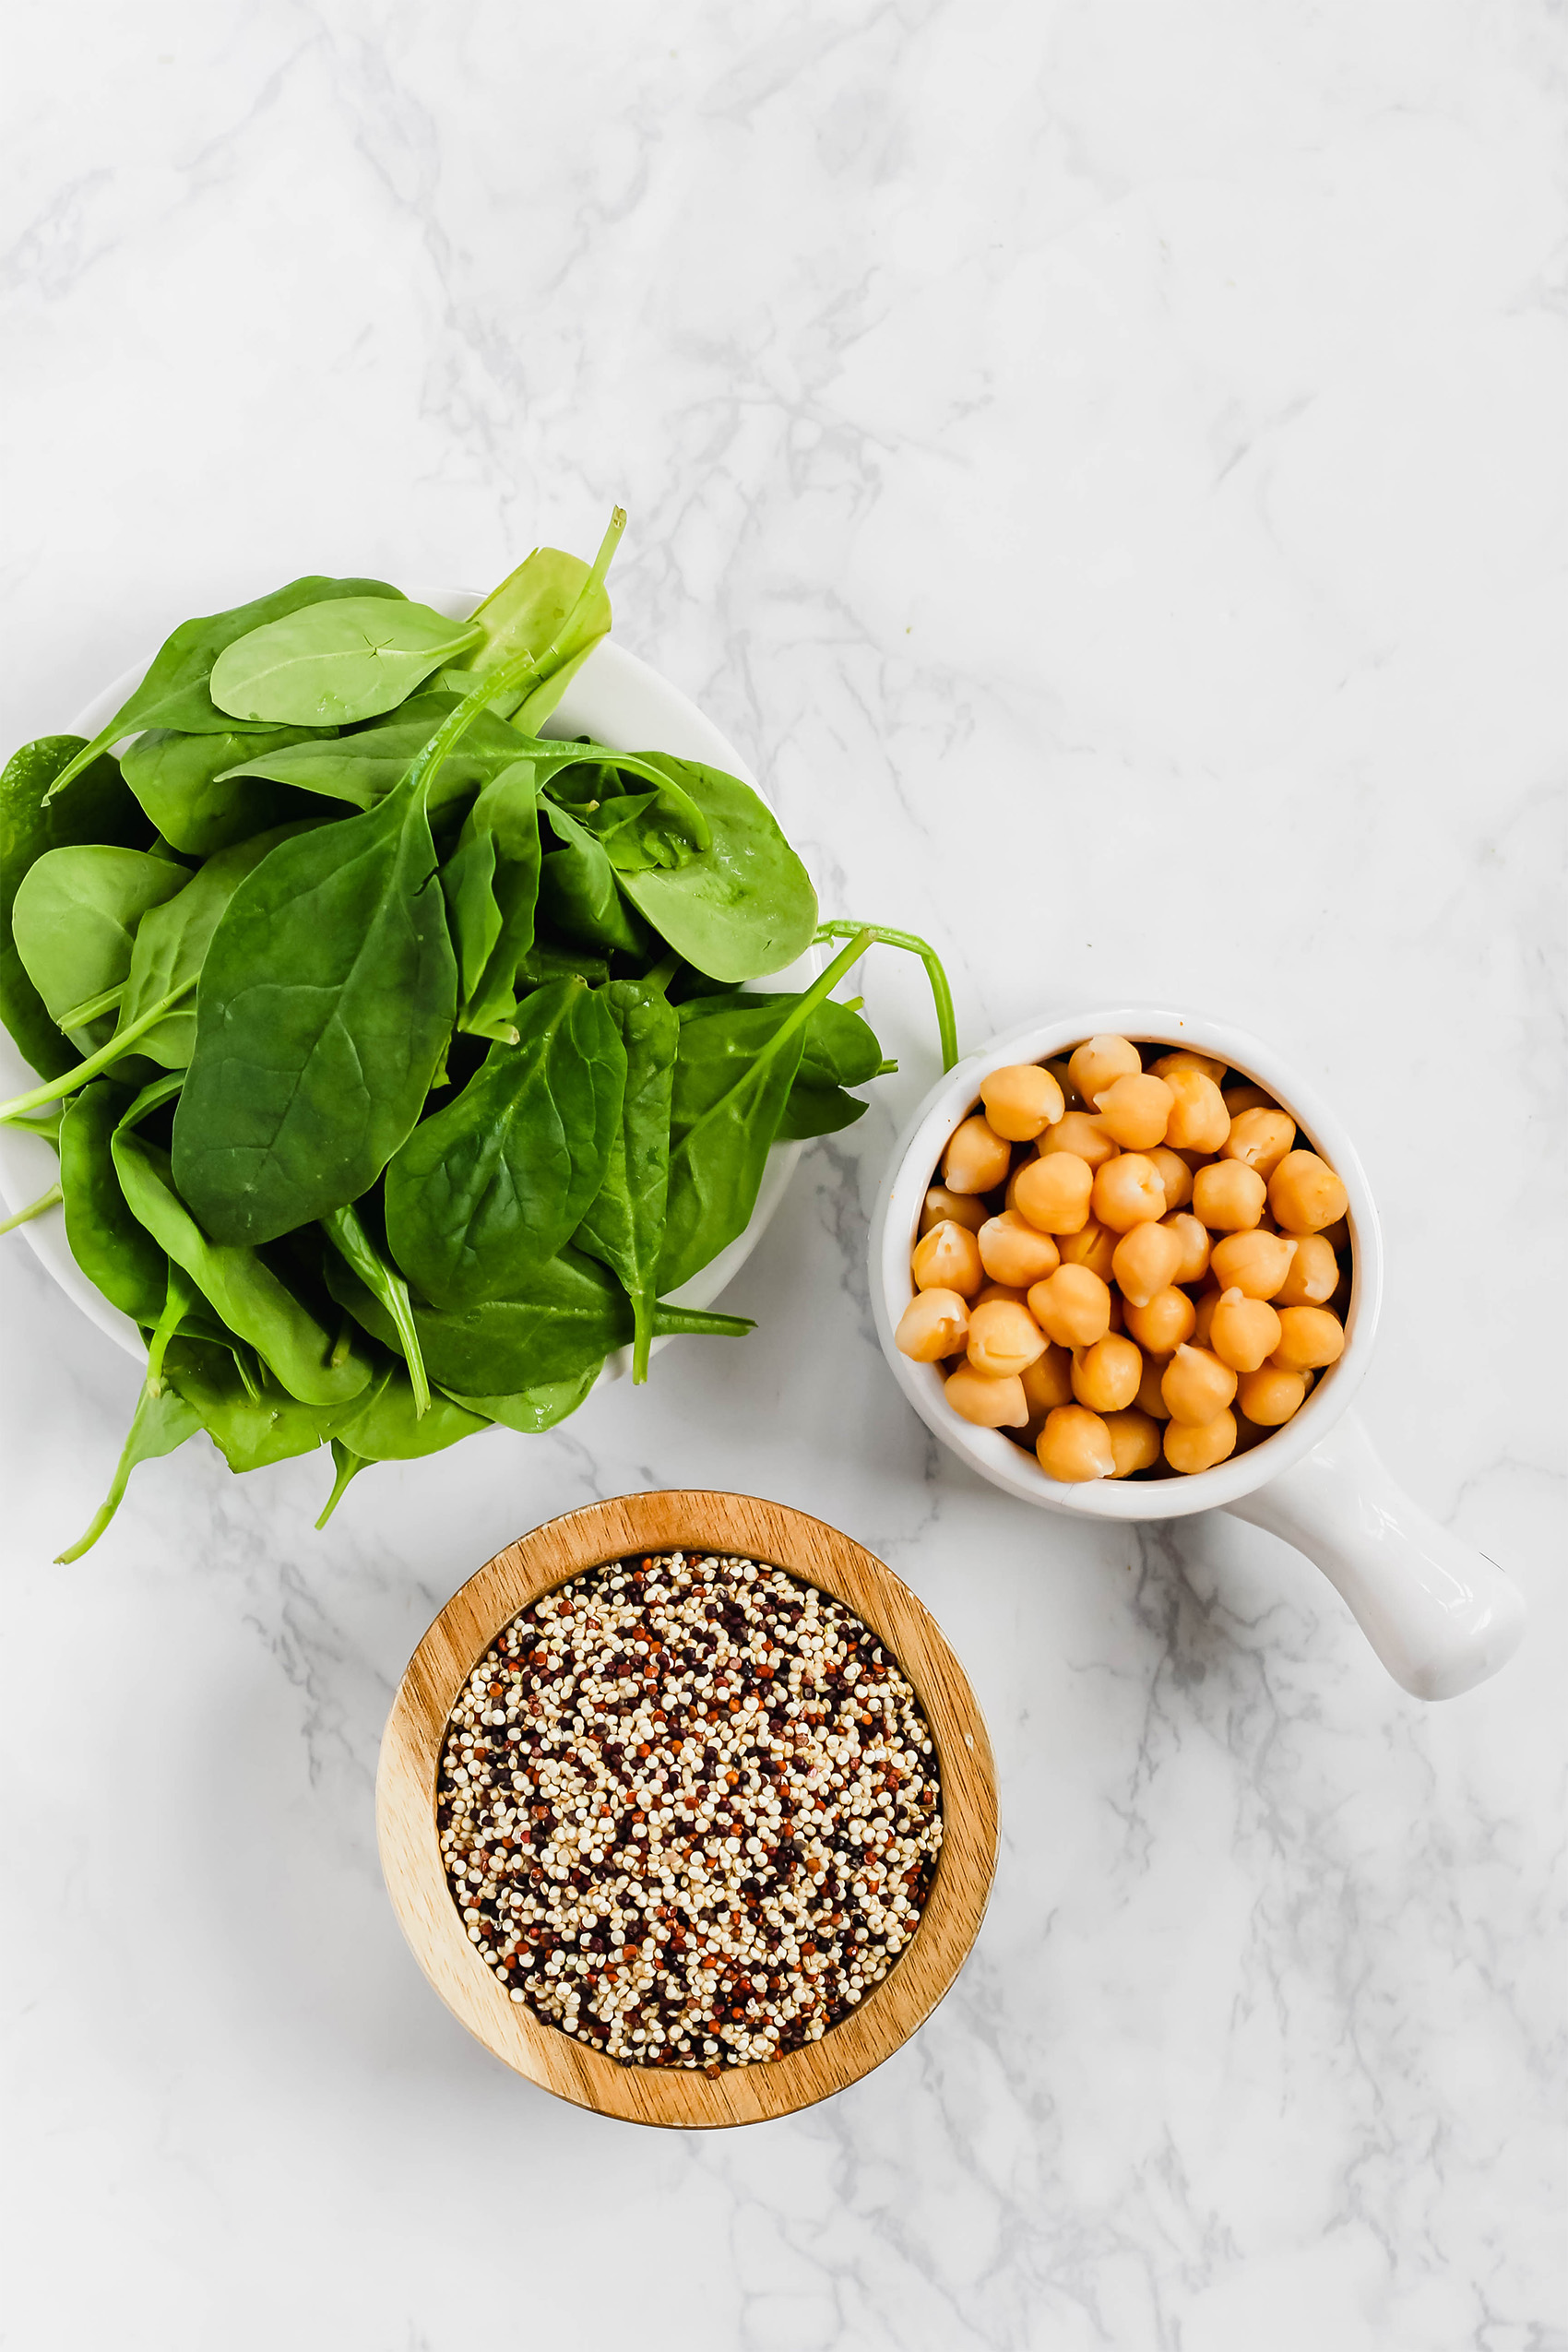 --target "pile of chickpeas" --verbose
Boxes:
[895,1035,1352,1483]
